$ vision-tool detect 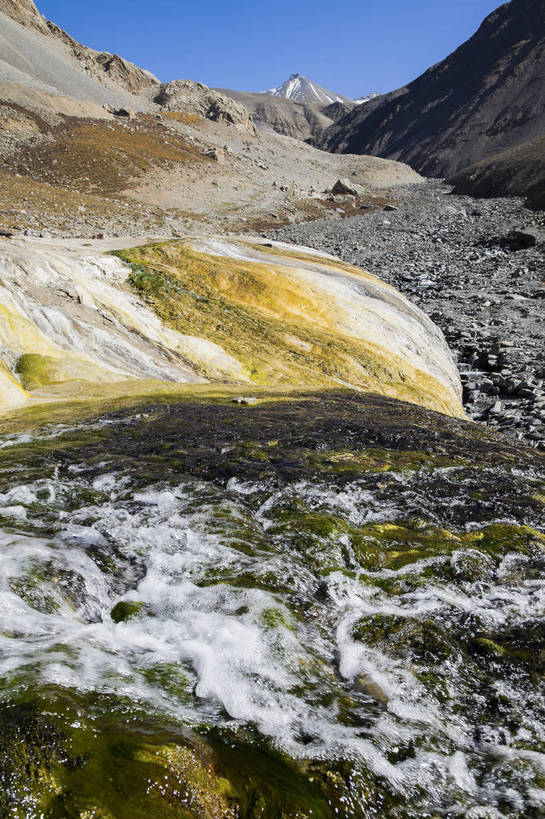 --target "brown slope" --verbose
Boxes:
[318,0,545,177]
